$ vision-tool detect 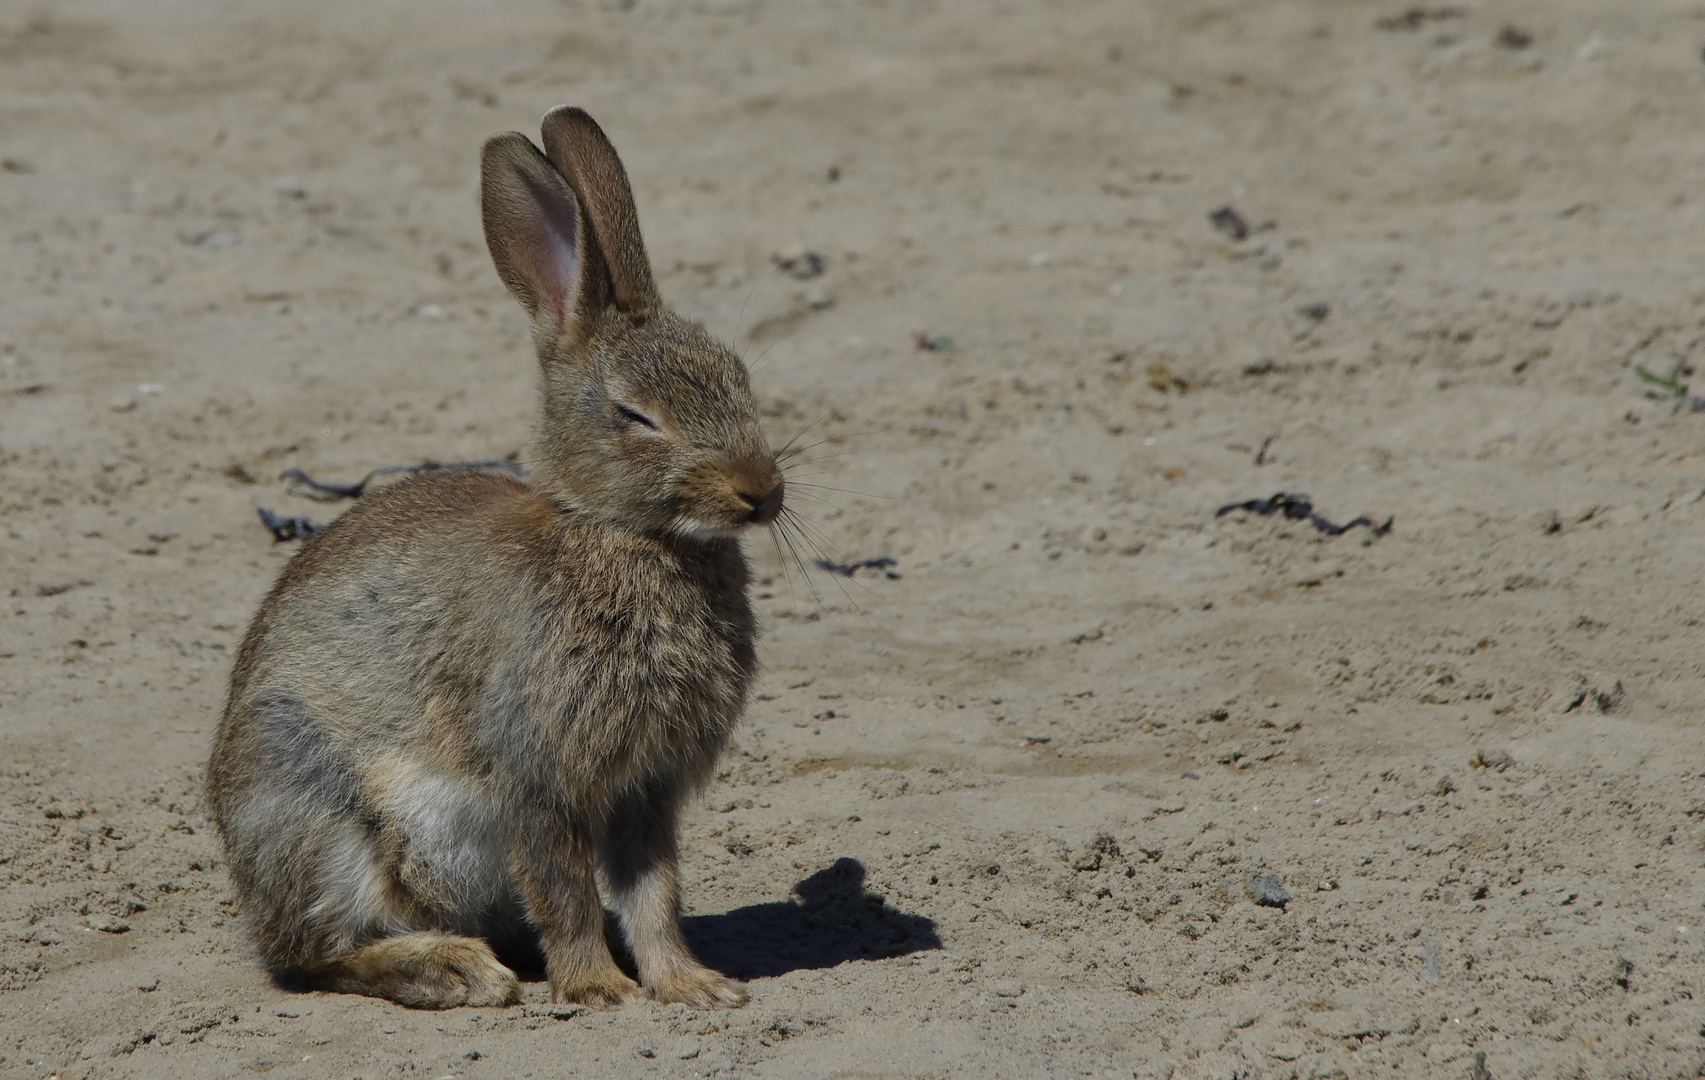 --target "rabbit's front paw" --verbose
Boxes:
[648,965,749,1009]
[551,970,643,1009]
